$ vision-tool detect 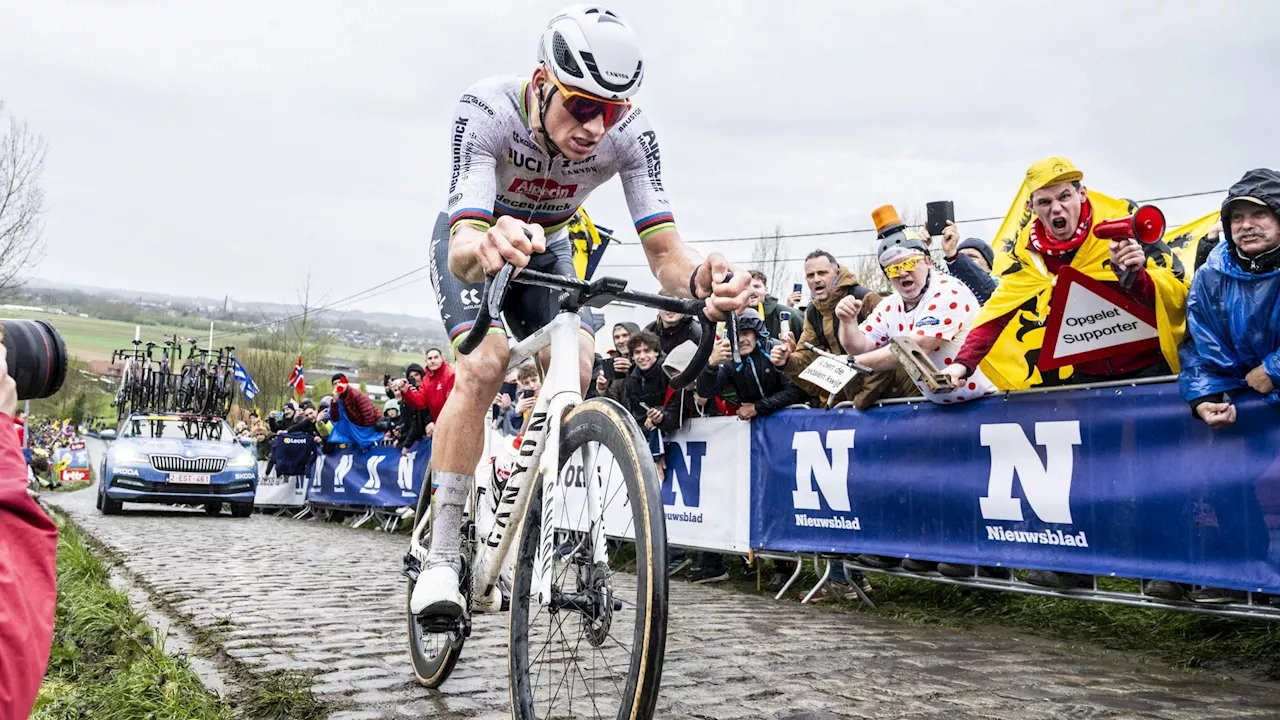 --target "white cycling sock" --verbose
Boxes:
[426,470,471,573]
